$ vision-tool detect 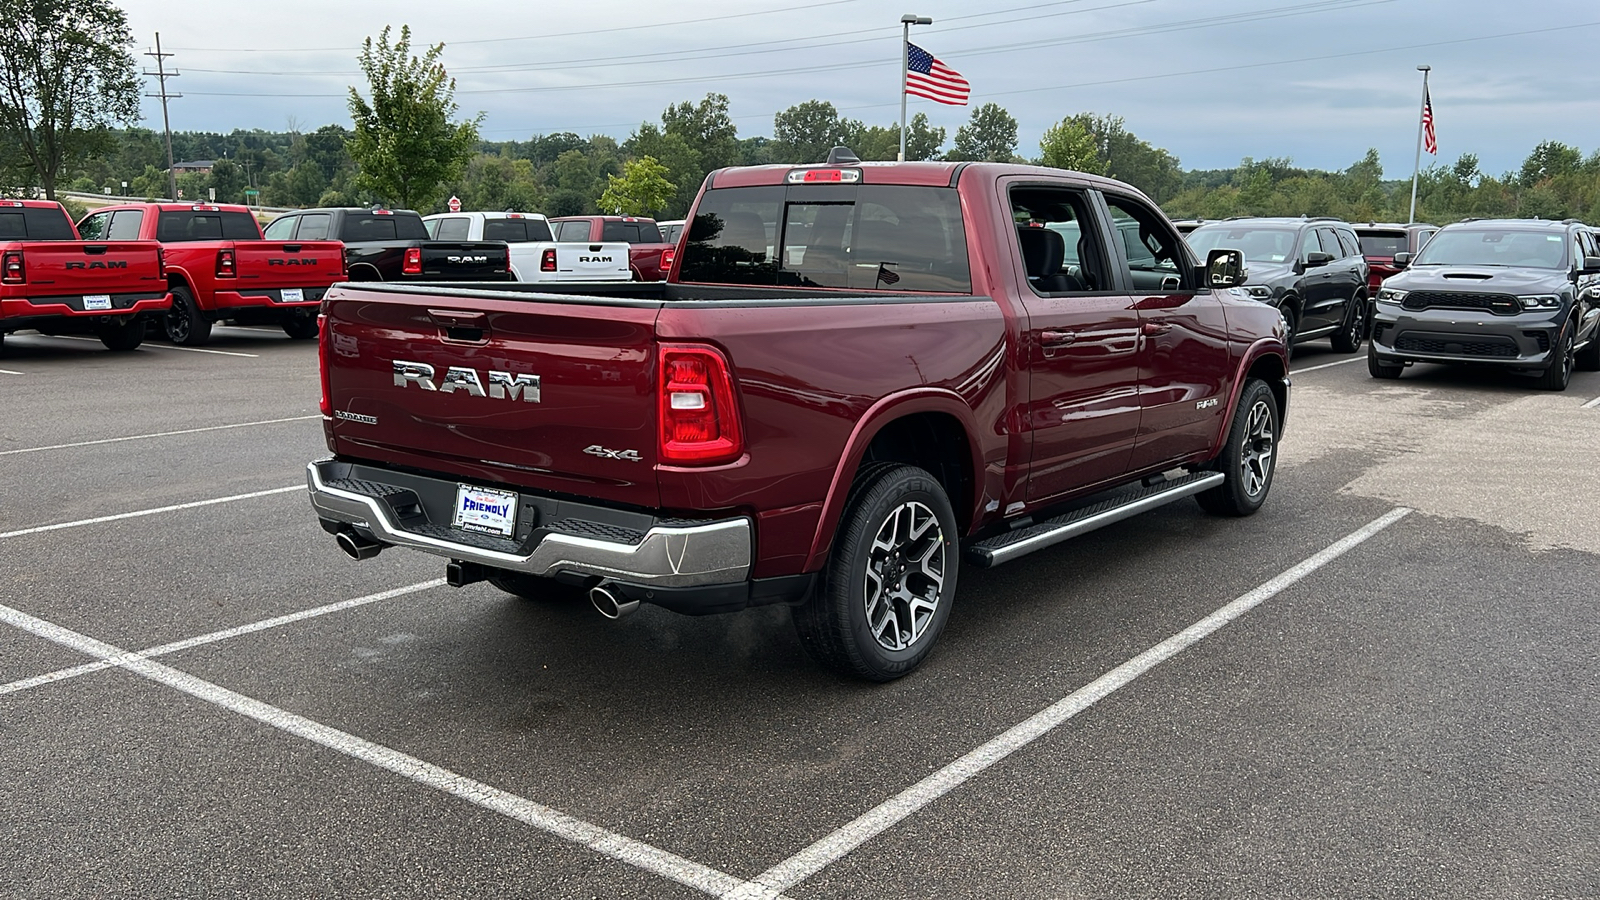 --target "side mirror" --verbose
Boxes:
[1206,248,1248,288]
[1580,255,1600,276]
[1304,251,1334,268]
[1392,251,1412,268]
